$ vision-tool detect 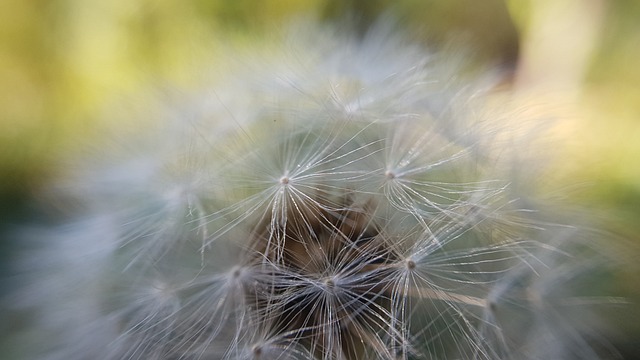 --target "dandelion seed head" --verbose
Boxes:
[6,19,626,360]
